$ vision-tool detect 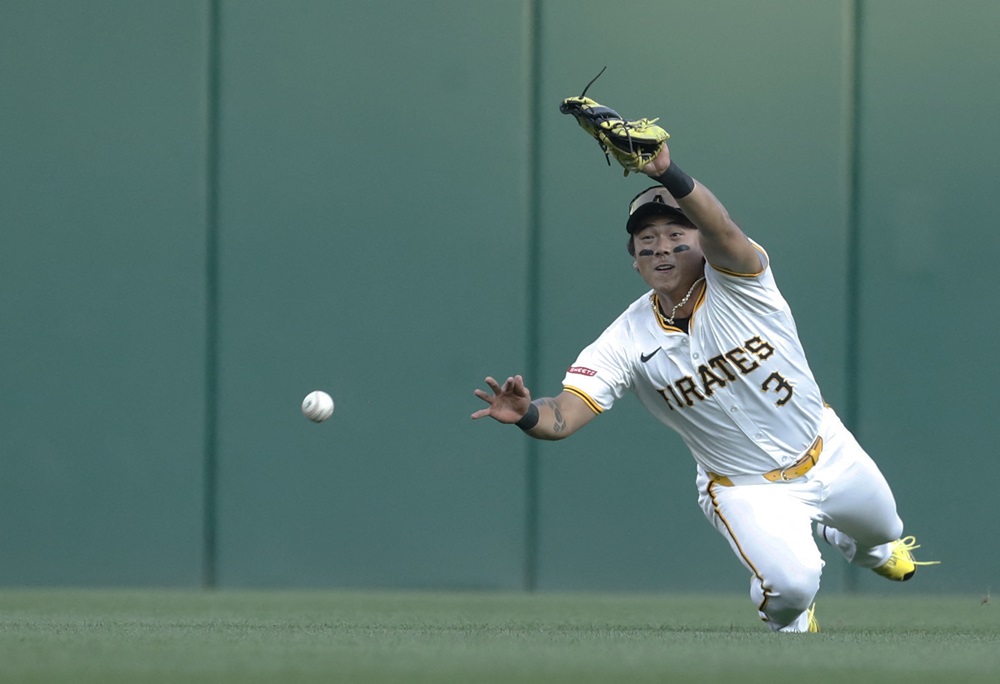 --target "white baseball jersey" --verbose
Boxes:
[561,244,826,477]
